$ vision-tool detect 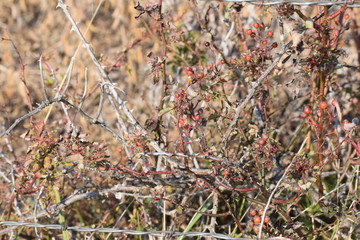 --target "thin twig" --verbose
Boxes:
[2,38,33,121]
[73,67,88,122]
[0,185,149,236]
[209,192,219,233]
[0,97,125,144]
[39,56,49,101]
[57,1,174,167]
[223,41,293,144]
[60,57,75,98]
[0,97,61,137]
[44,0,105,124]
[257,136,308,239]
[94,83,105,122]
[34,186,45,239]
